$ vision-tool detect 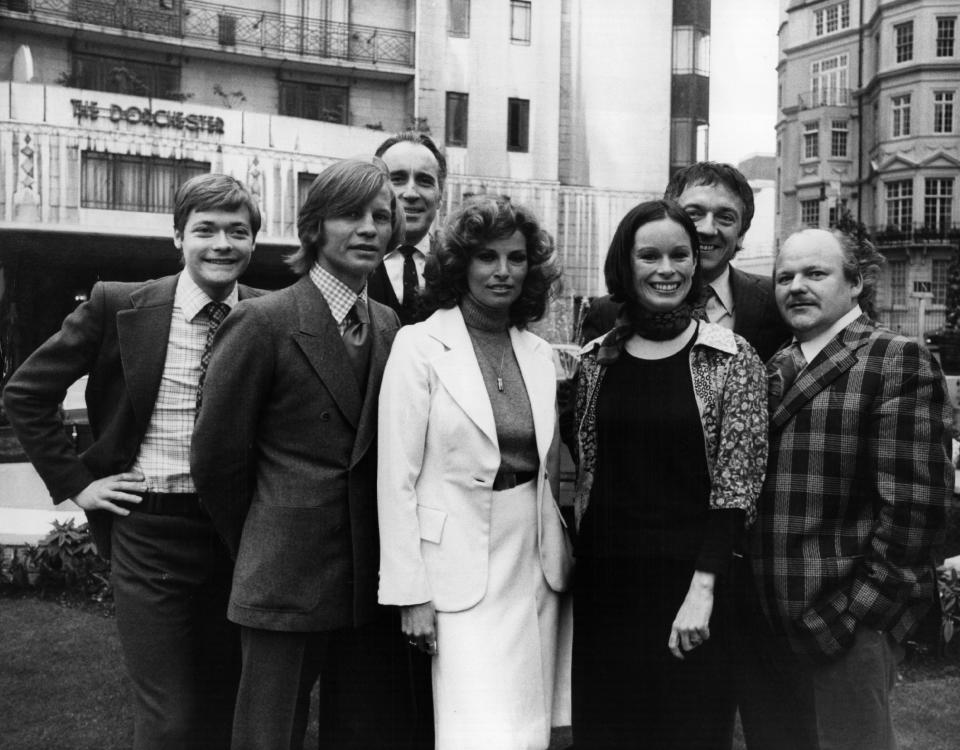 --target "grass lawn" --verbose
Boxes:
[2,593,958,749]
